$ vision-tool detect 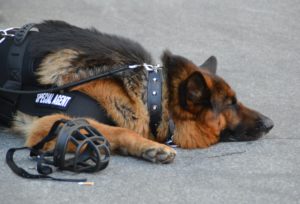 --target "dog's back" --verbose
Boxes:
[31,21,152,65]
[27,21,151,87]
